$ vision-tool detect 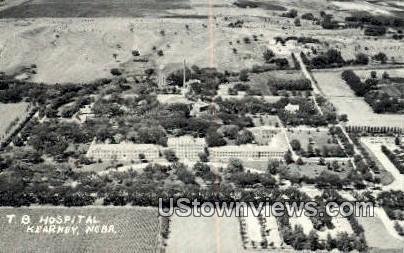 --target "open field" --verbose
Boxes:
[0,0,191,18]
[0,17,287,84]
[0,206,160,253]
[0,102,28,139]
[313,71,404,128]
[166,211,245,253]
